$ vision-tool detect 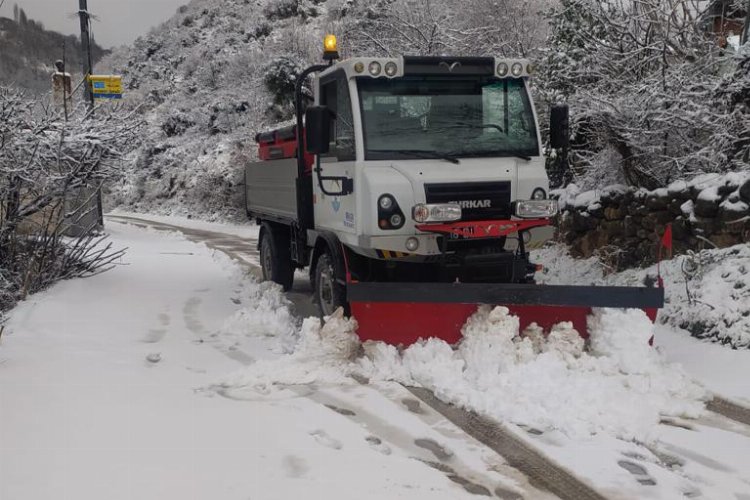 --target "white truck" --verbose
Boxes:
[245,36,662,345]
